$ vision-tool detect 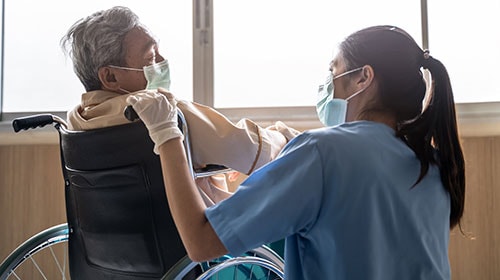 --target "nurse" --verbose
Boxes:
[127,25,465,279]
